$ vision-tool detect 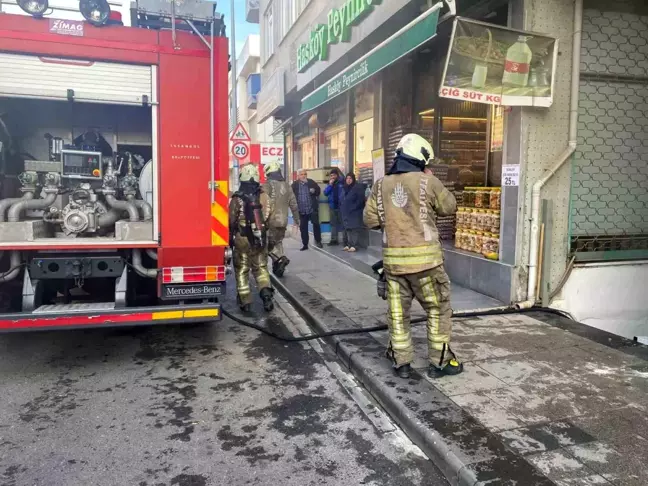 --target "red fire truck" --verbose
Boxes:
[0,3,231,330]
